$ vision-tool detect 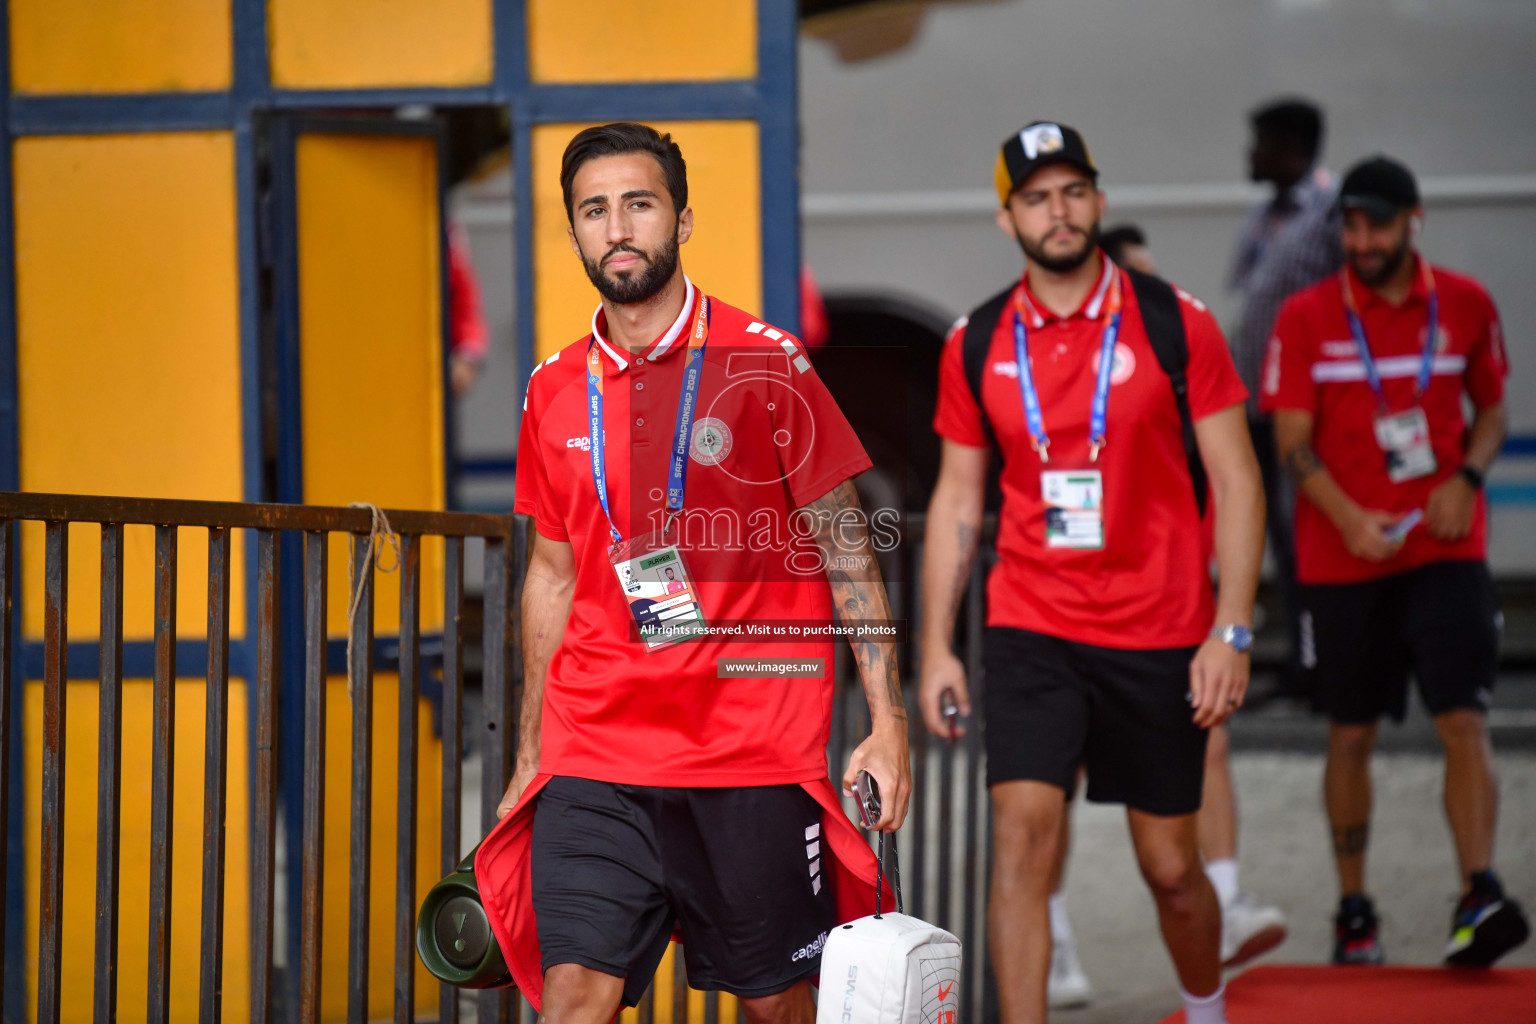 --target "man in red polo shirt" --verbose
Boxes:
[919,122,1264,1024]
[1263,155,1528,968]
[477,123,911,1024]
